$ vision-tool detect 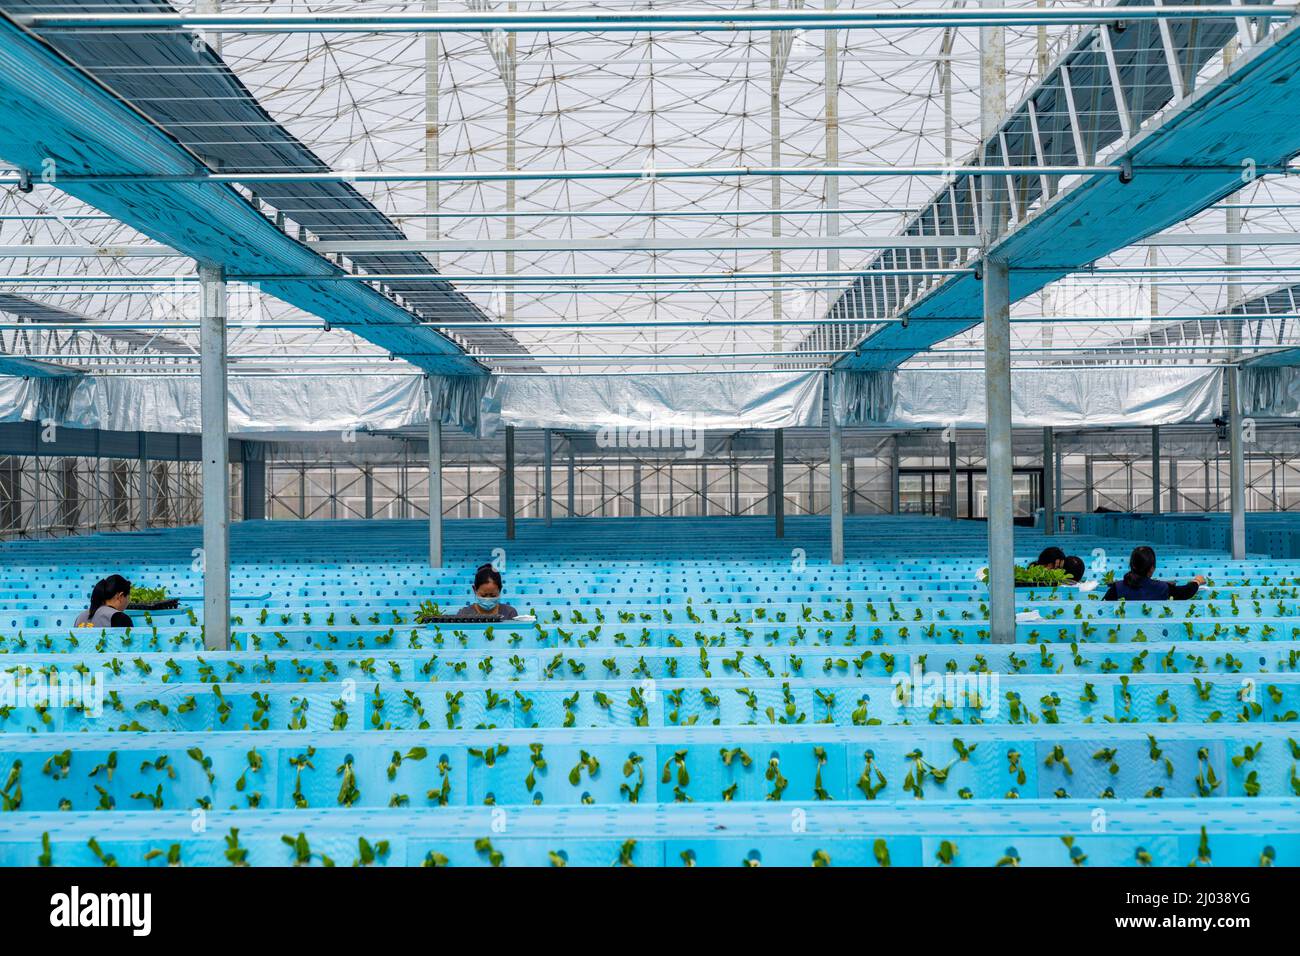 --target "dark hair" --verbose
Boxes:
[1124,546,1157,589]
[89,574,131,614]
[1063,555,1085,582]
[1033,547,1066,568]
[473,563,502,592]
